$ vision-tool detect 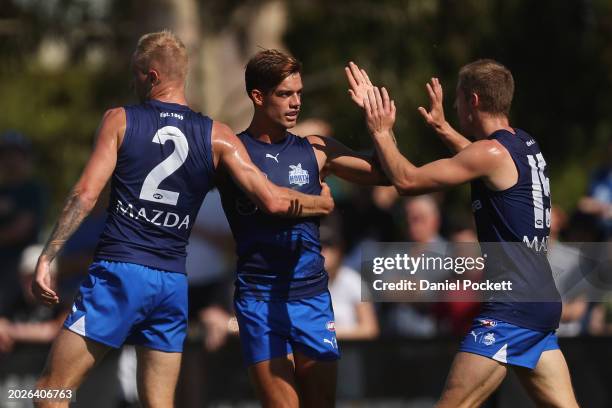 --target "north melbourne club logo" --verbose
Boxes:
[289,163,309,186]
[483,332,496,346]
